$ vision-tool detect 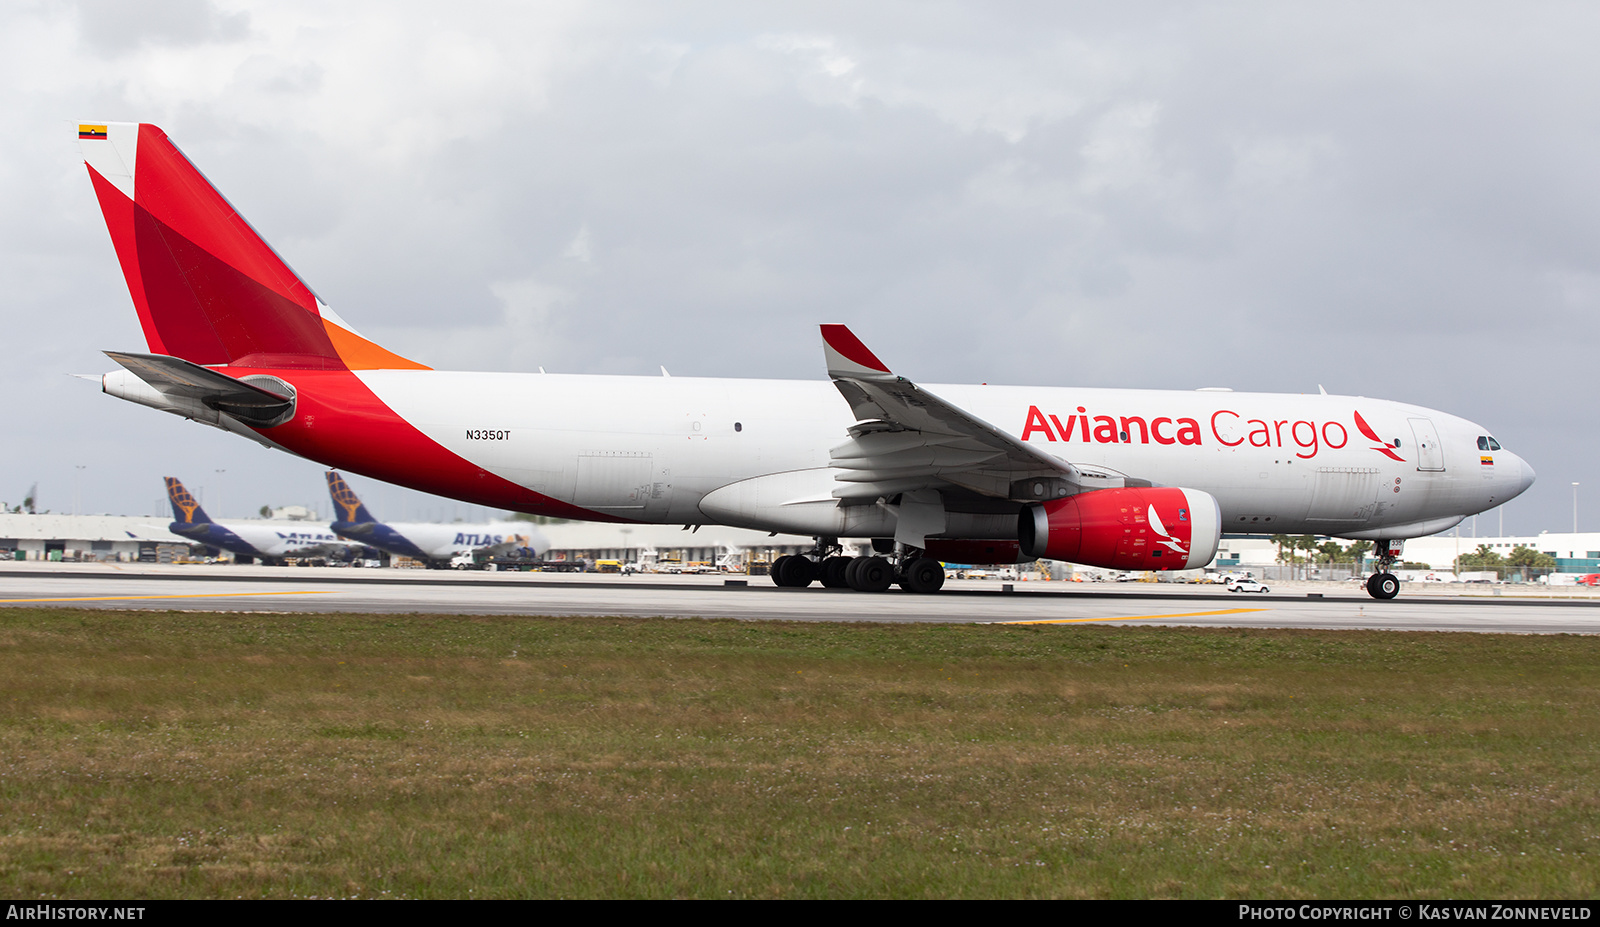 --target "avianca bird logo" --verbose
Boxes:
[1146,505,1190,557]
[1353,410,1406,462]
